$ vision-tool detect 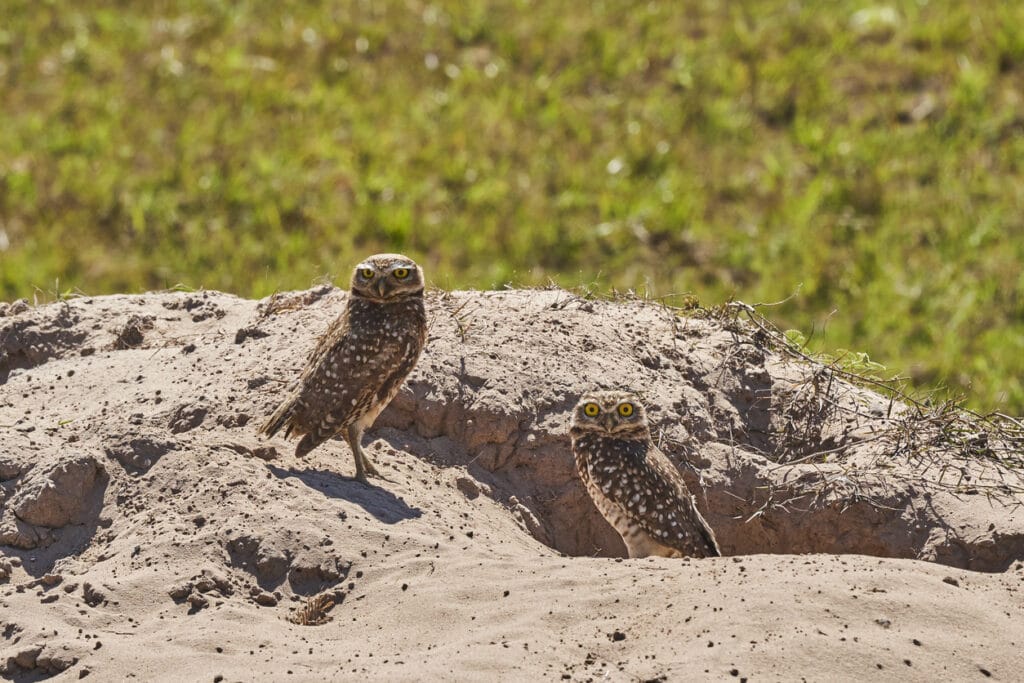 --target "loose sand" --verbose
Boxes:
[1,288,1021,681]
